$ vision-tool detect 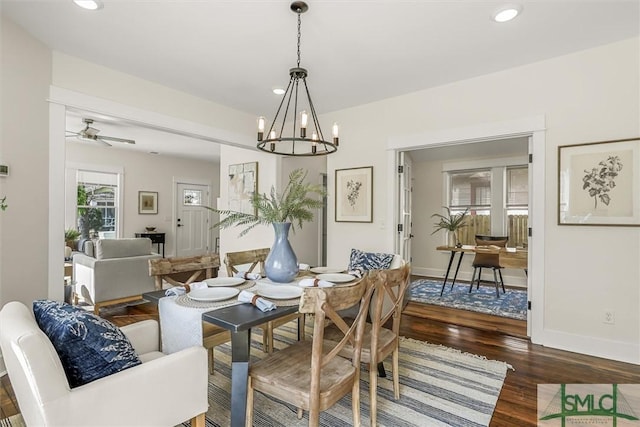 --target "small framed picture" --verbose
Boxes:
[138,191,158,215]
[558,137,640,226]
[335,166,373,223]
